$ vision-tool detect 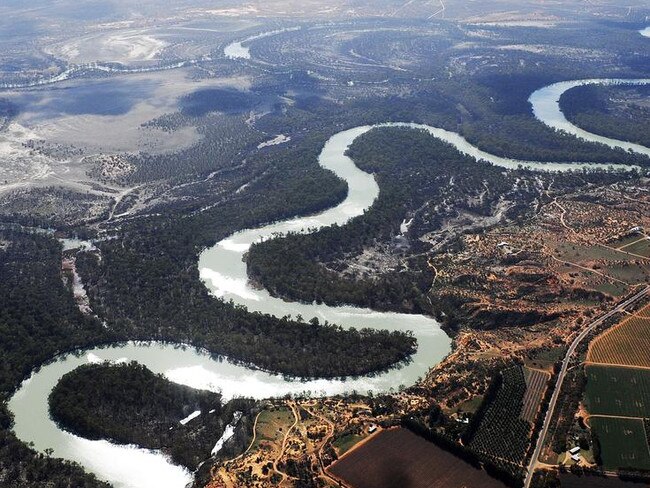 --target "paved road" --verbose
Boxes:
[523,285,650,488]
